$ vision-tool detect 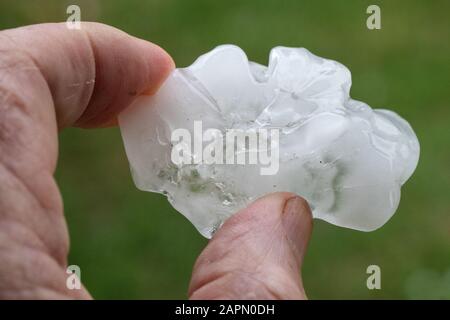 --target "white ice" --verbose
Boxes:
[119,45,420,238]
